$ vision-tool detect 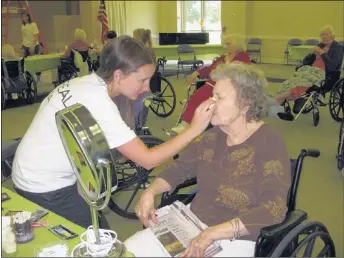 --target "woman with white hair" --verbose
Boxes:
[171,34,250,134]
[2,44,21,61]
[64,28,91,60]
[126,63,291,257]
[273,25,343,107]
